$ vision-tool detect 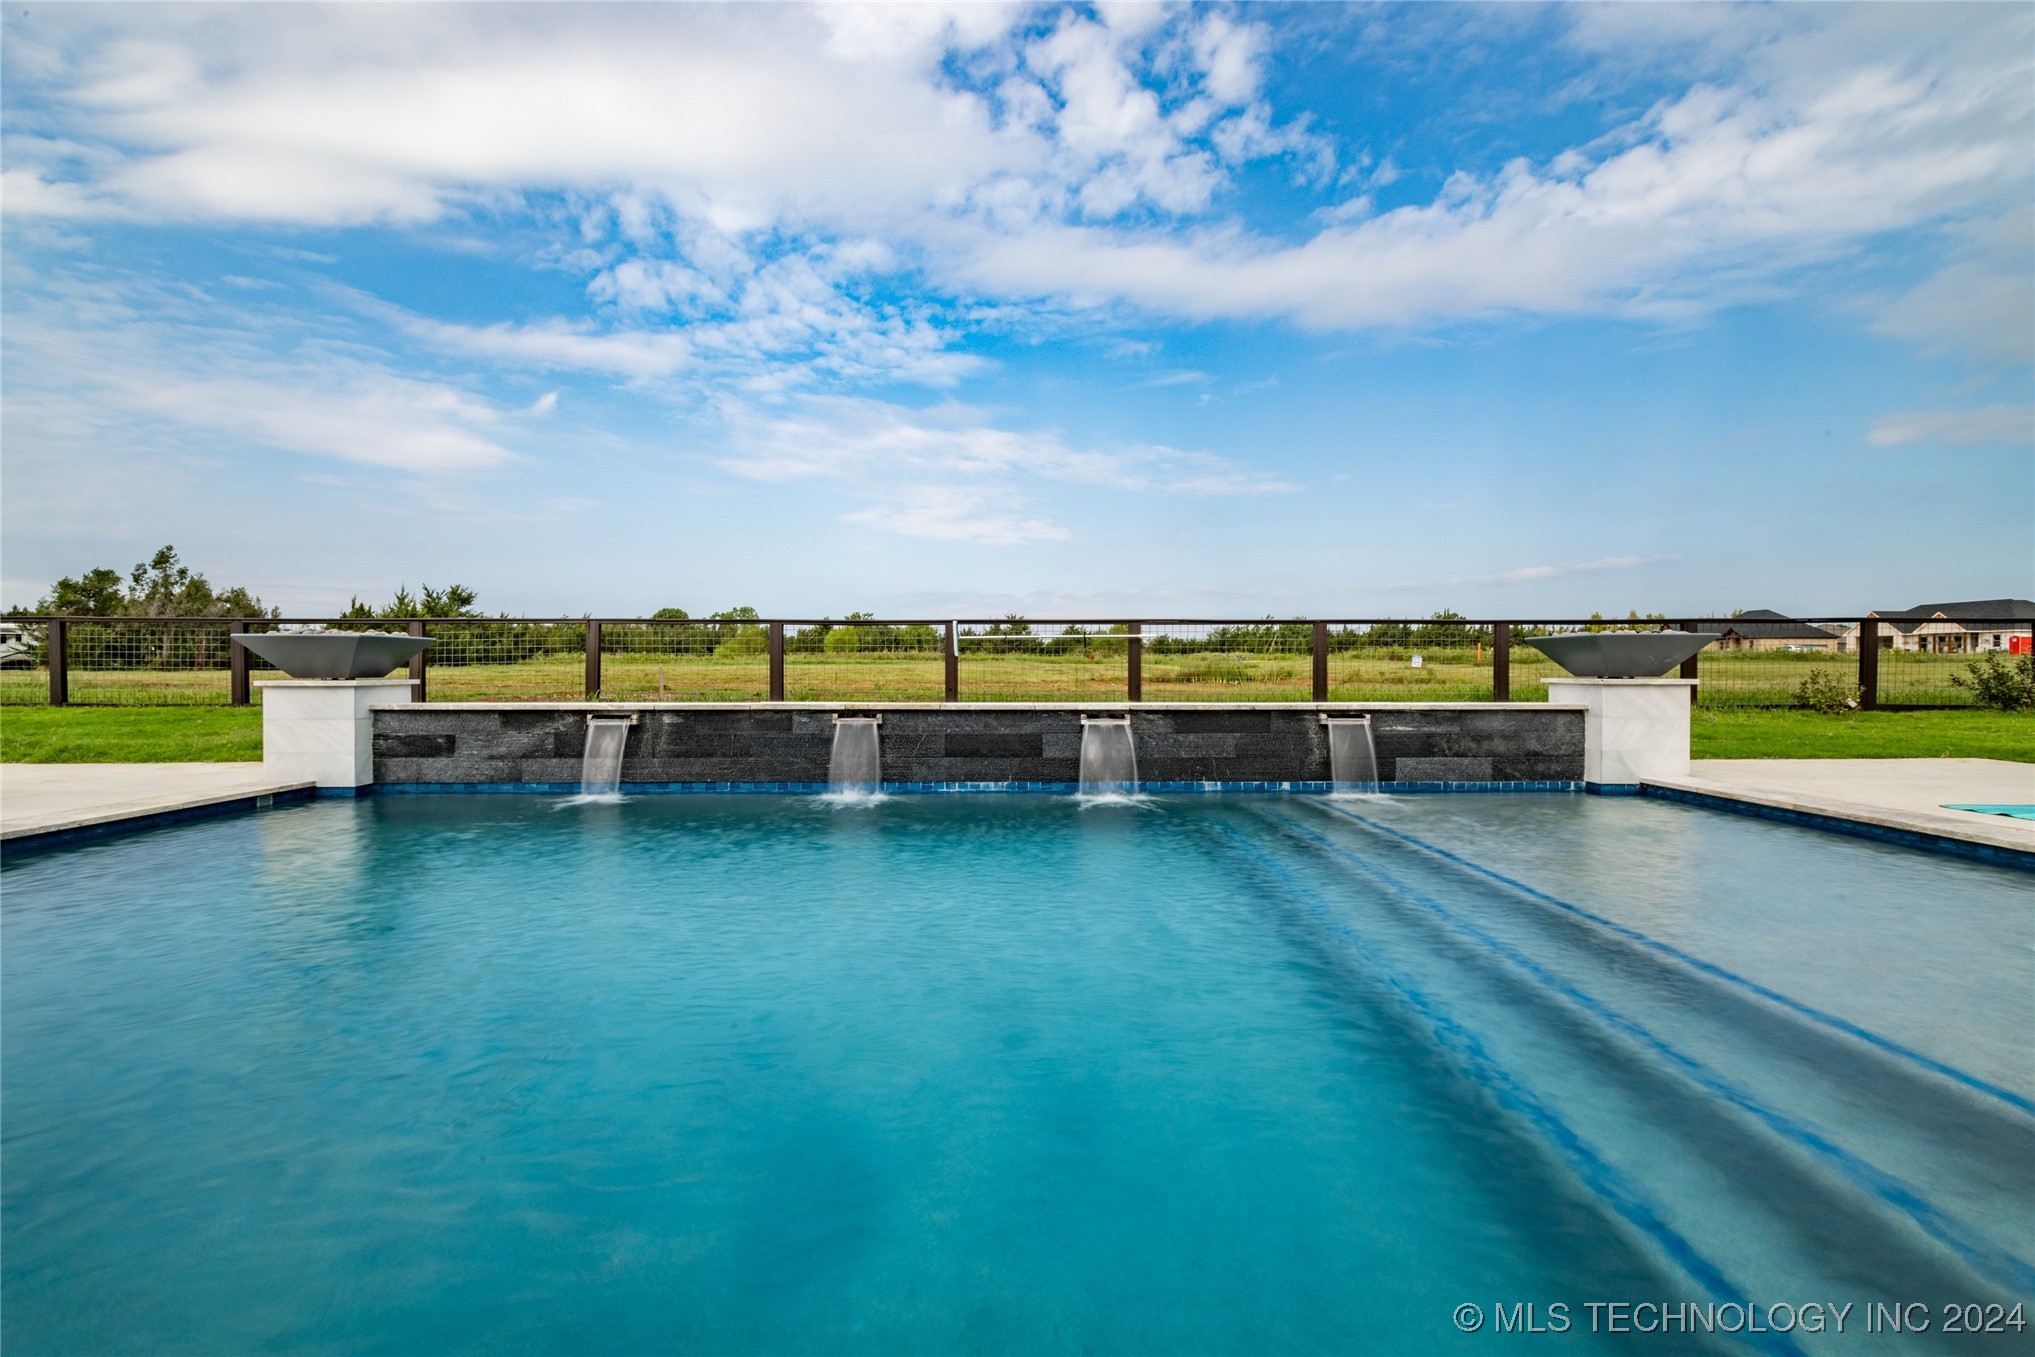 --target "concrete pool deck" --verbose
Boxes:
[0,763,315,845]
[1651,758,2035,856]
